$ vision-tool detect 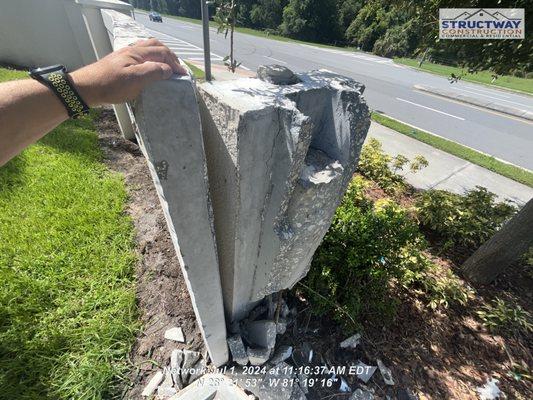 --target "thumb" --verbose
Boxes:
[132,61,173,85]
